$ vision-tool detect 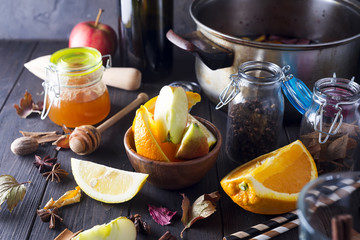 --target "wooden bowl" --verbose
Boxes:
[124,117,222,189]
